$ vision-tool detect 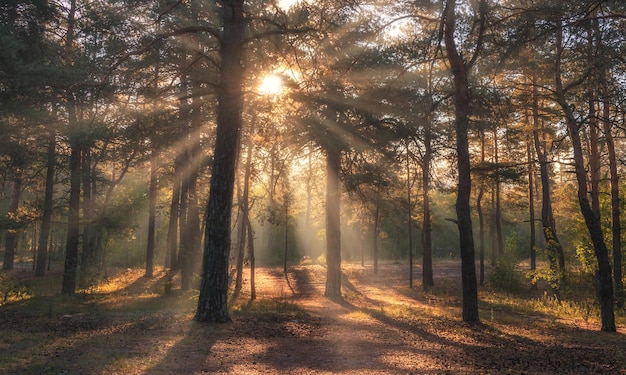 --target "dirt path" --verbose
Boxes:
[1,262,624,374]
[194,263,625,375]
